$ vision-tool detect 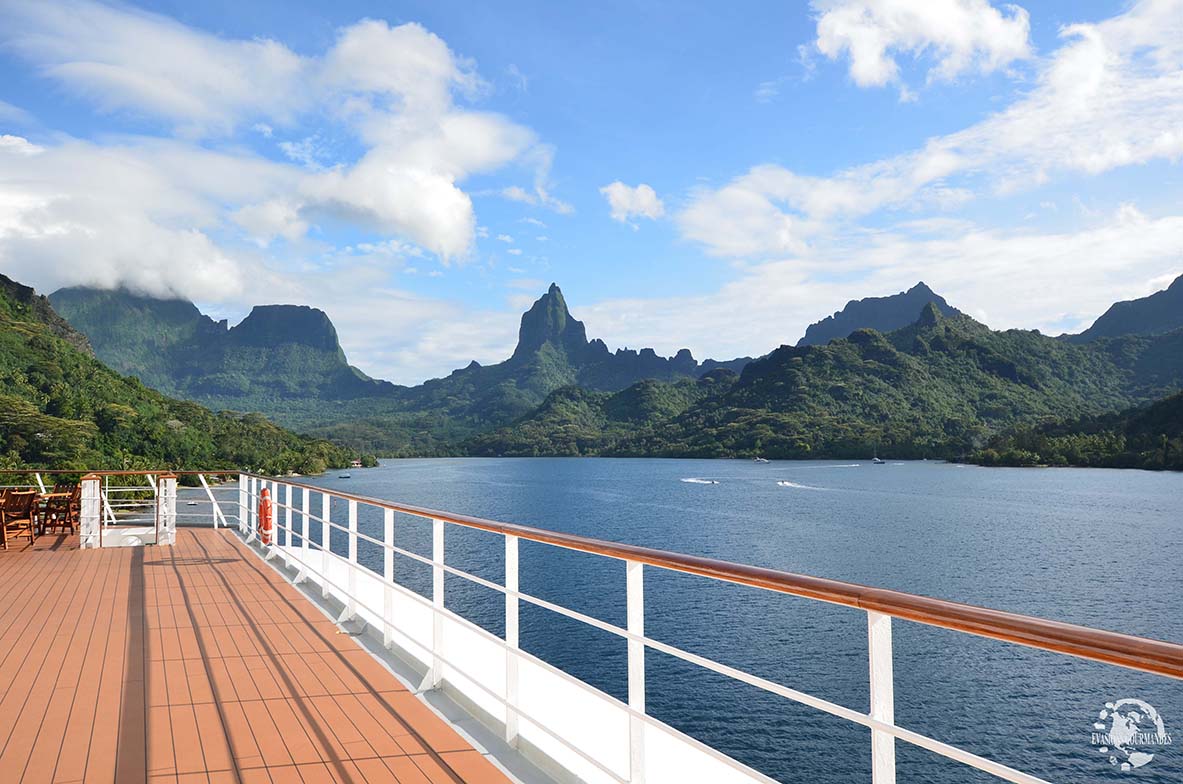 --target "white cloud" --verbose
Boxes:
[506,64,529,92]
[277,136,327,169]
[232,200,309,247]
[0,1,555,263]
[0,135,295,300]
[0,100,34,125]
[0,135,44,157]
[682,0,1183,258]
[1,0,307,136]
[812,0,1031,94]
[599,181,665,225]
[586,207,1183,361]
[754,80,782,103]
[507,248,523,255]
[500,174,574,214]
[496,234,514,243]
